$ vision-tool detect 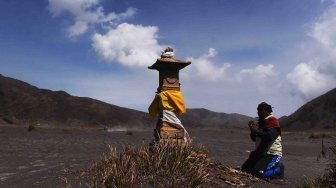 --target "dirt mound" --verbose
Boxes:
[71,142,273,187]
